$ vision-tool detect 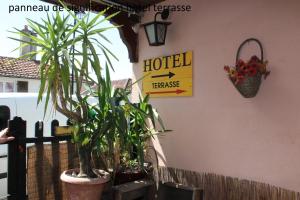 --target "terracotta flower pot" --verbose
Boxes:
[60,169,110,200]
